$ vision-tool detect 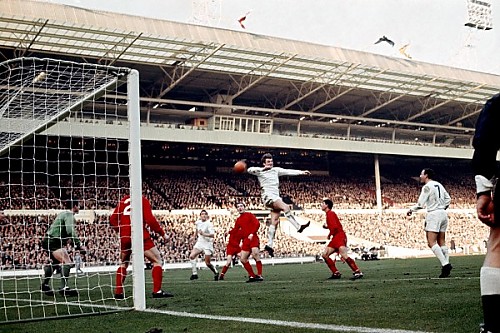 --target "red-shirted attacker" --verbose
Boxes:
[109,194,174,299]
[219,226,243,280]
[233,202,264,283]
[321,198,363,280]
